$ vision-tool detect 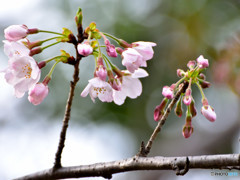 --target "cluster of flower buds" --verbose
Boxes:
[154,55,216,138]
[1,8,156,106]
